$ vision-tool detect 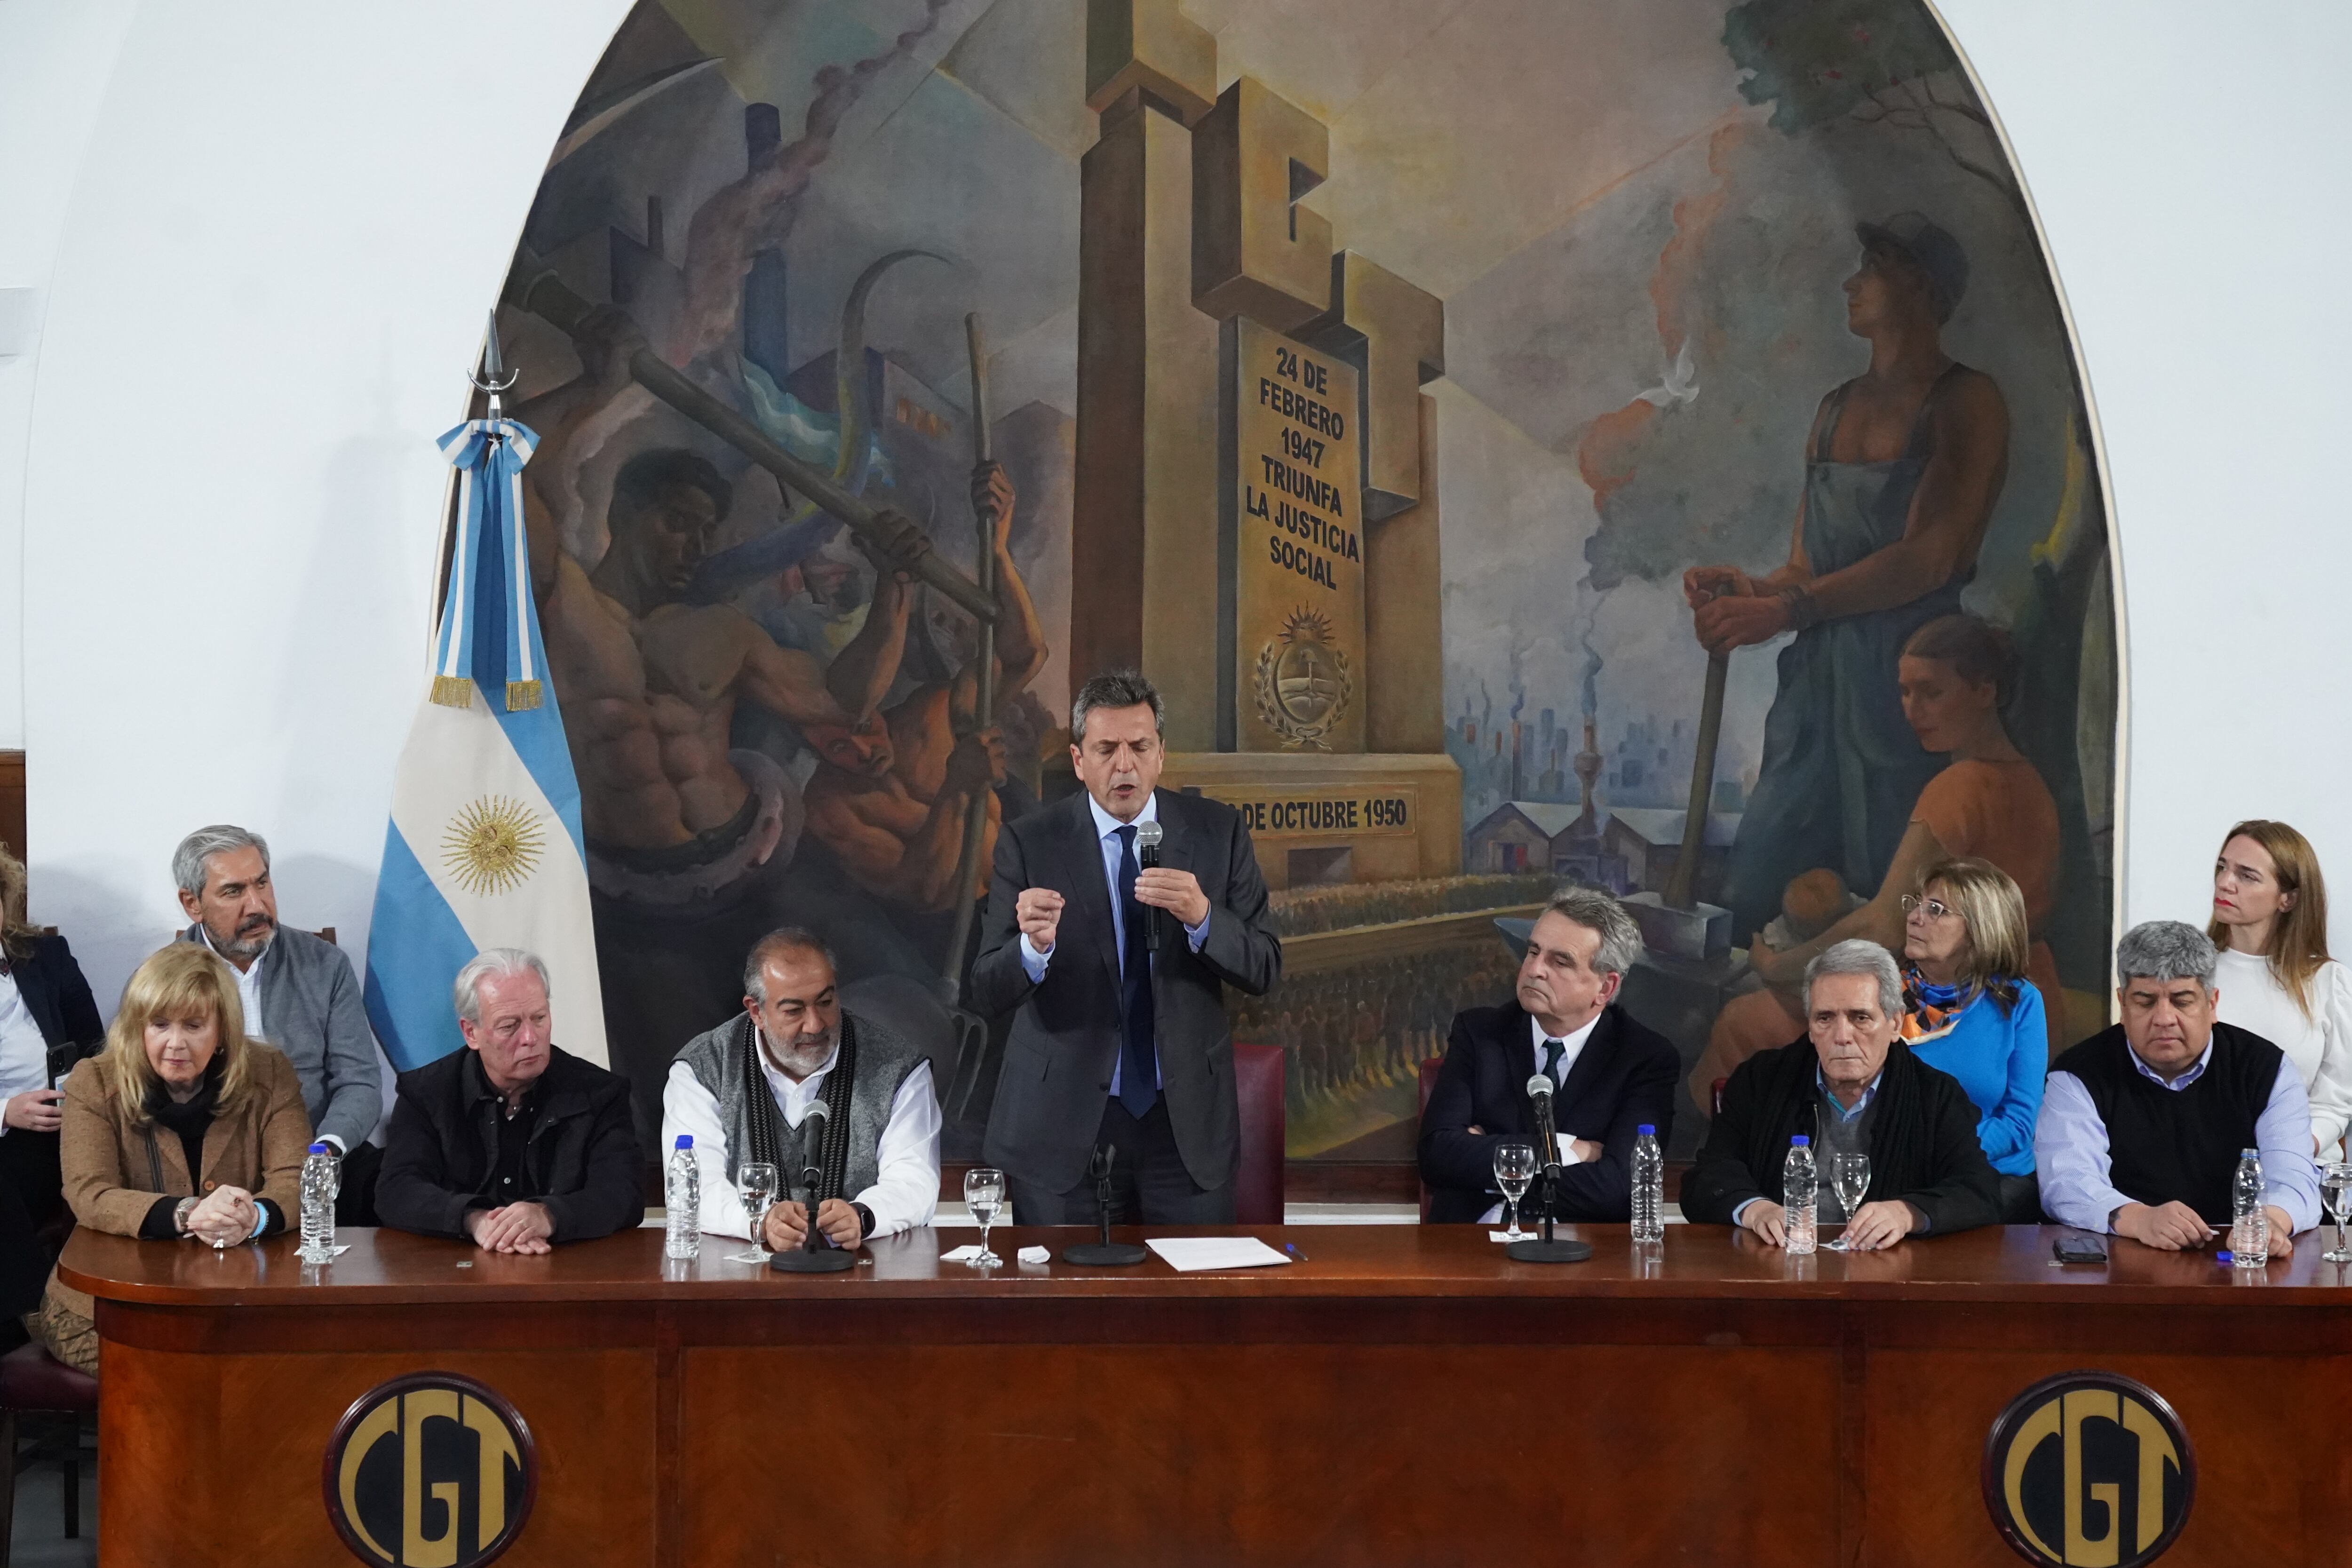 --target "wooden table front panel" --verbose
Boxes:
[63,1225,2352,1568]
[678,1336,1838,1565]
